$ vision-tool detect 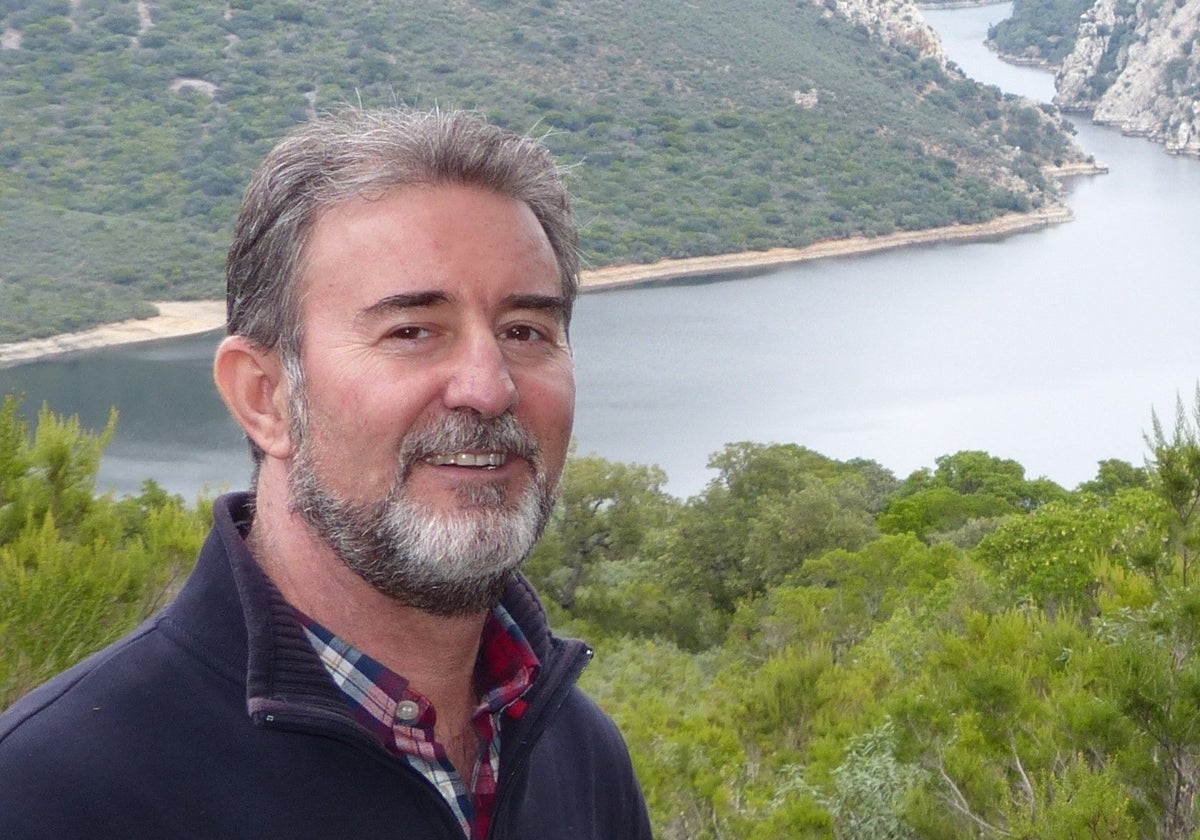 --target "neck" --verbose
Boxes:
[249,465,488,729]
